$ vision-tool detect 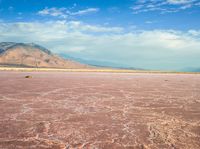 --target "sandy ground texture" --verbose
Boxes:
[0,72,200,149]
